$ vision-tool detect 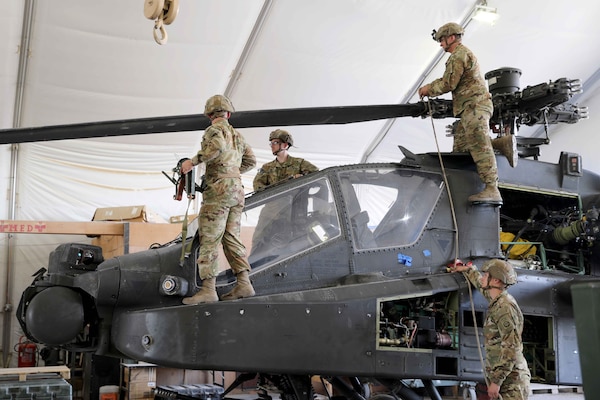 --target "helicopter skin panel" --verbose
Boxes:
[110,268,587,385]
[111,273,464,376]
